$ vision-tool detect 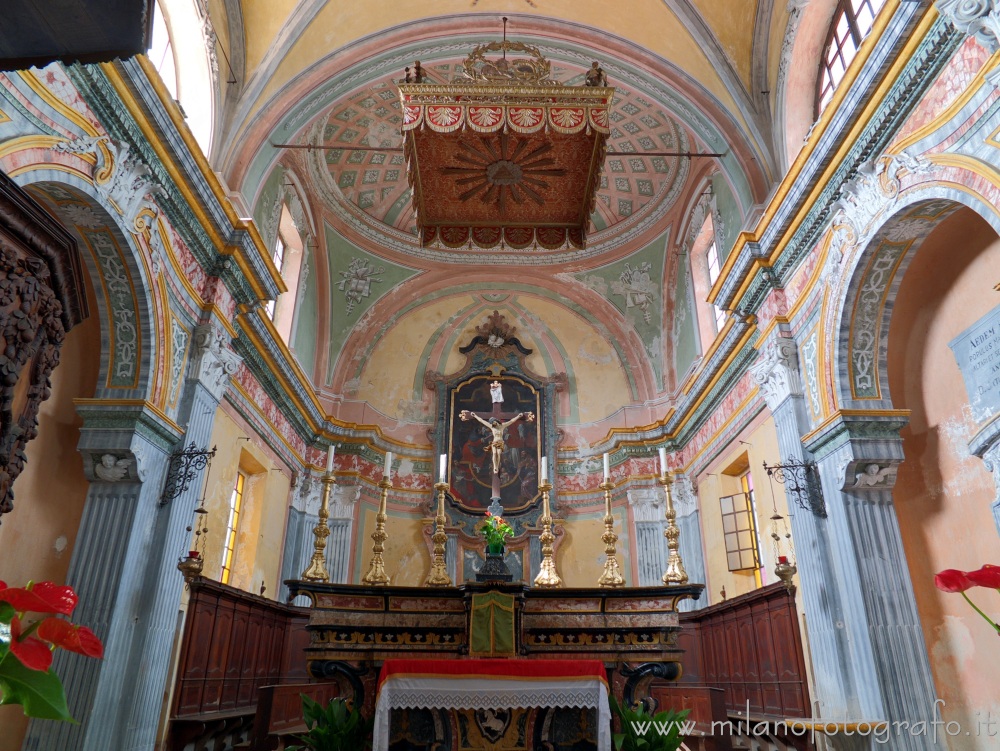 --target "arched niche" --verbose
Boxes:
[885,206,1000,737]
